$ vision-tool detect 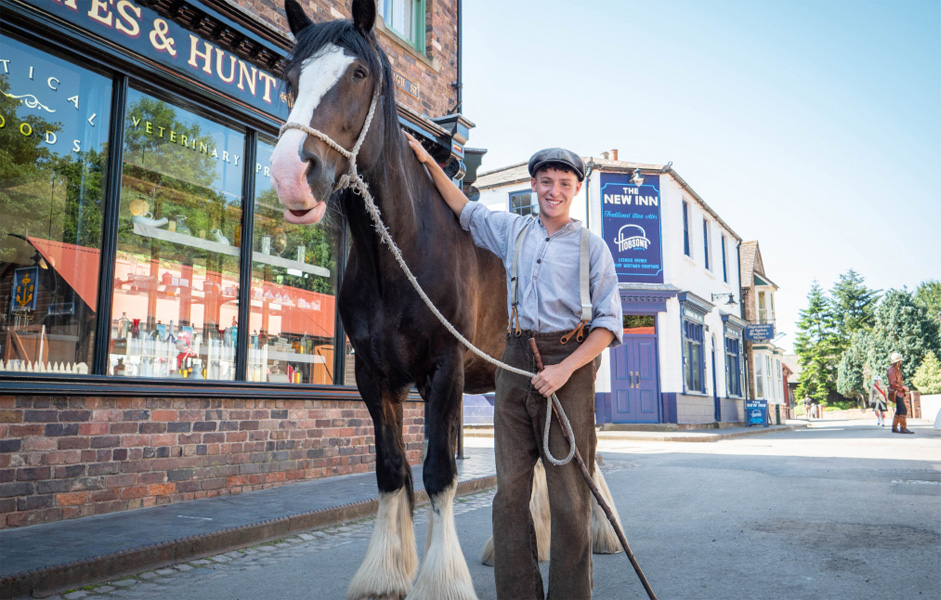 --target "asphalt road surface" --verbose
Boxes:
[53,420,940,600]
